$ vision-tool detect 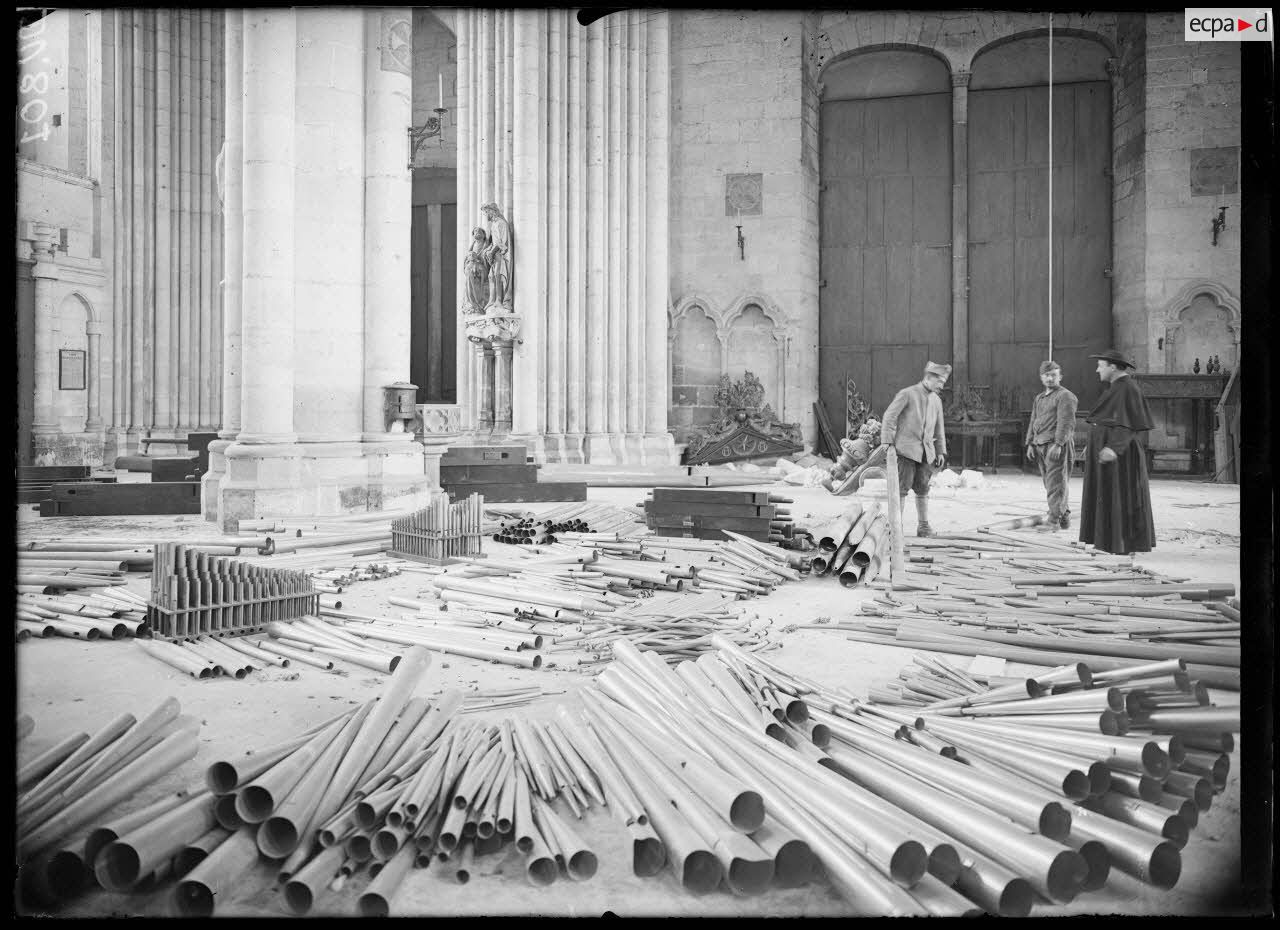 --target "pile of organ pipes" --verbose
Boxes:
[305,564,400,594]
[491,516,592,546]
[16,698,202,904]
[566,636,1242,913]
[17,588,151,643]
[16,638,1241,916]
[148,546,319,640]
[487,502,647,546]
[808,501,892,588]
[859,655,1238,877]
[313,529,805,667]
[17,542,151,595]
[791,522,1241,691]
